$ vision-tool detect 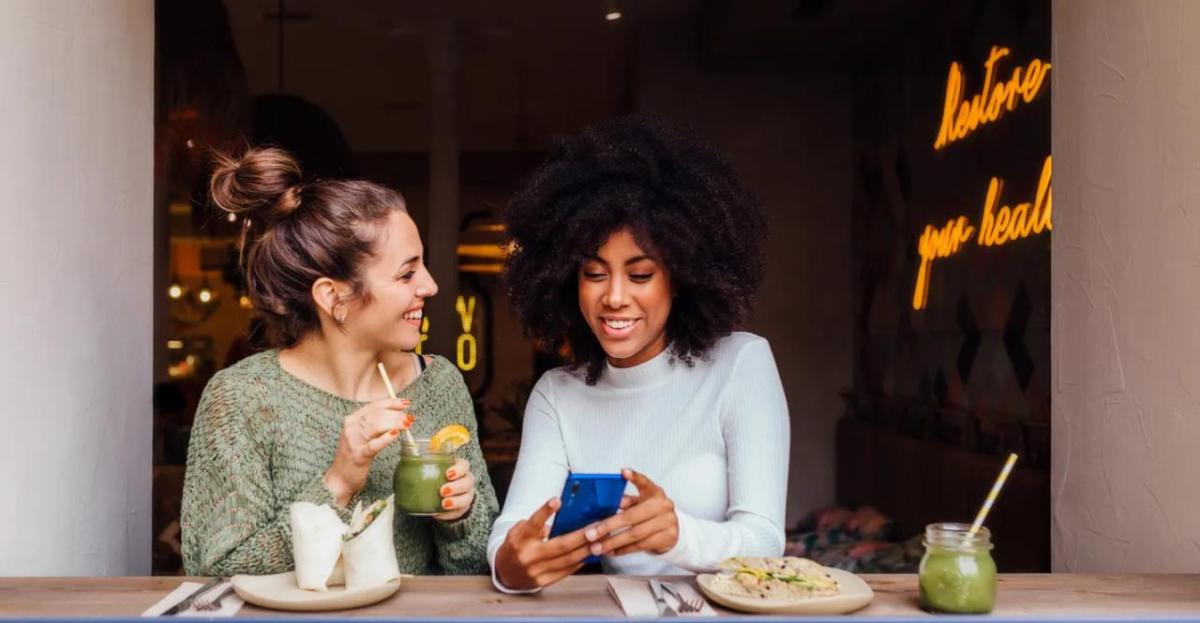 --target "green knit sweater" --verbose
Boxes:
[181,349,499,577]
